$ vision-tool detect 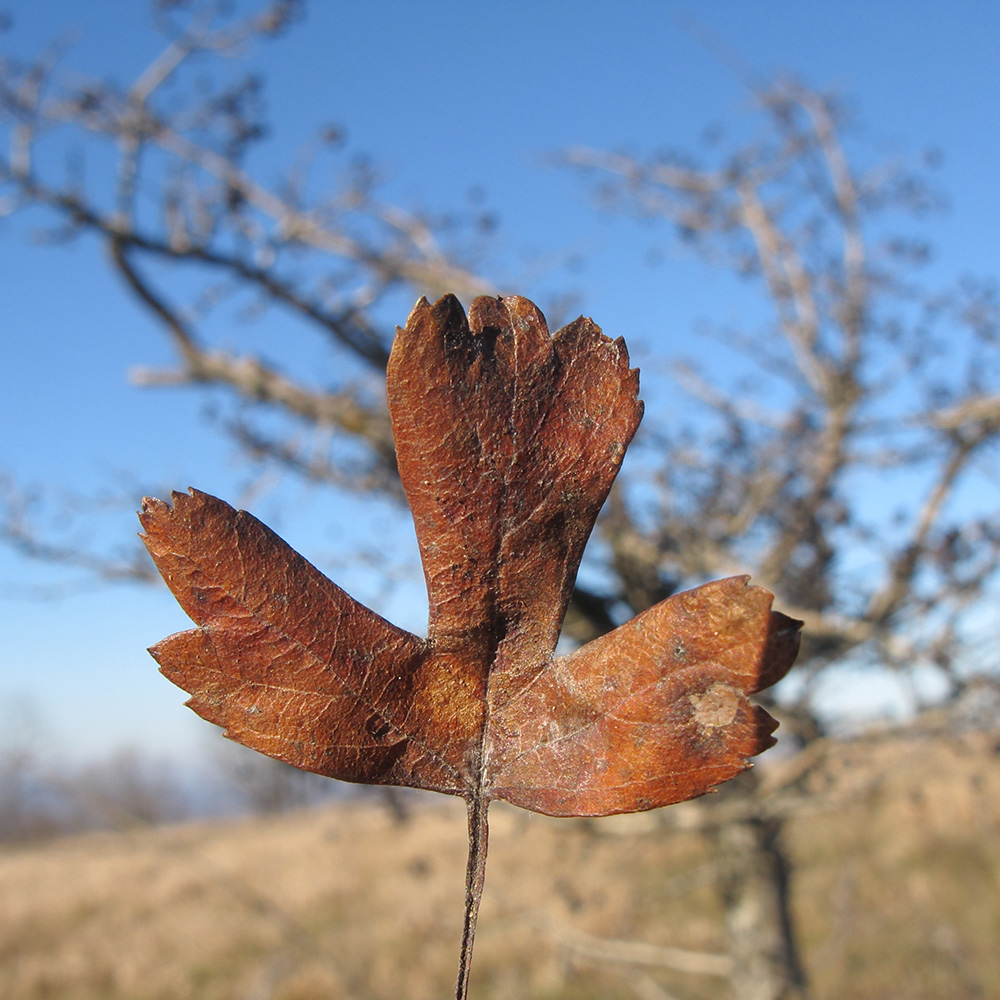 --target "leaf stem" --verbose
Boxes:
[455,793,490,1000]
